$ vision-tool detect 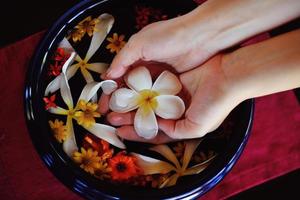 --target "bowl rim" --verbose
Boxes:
[24,0,255,199]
